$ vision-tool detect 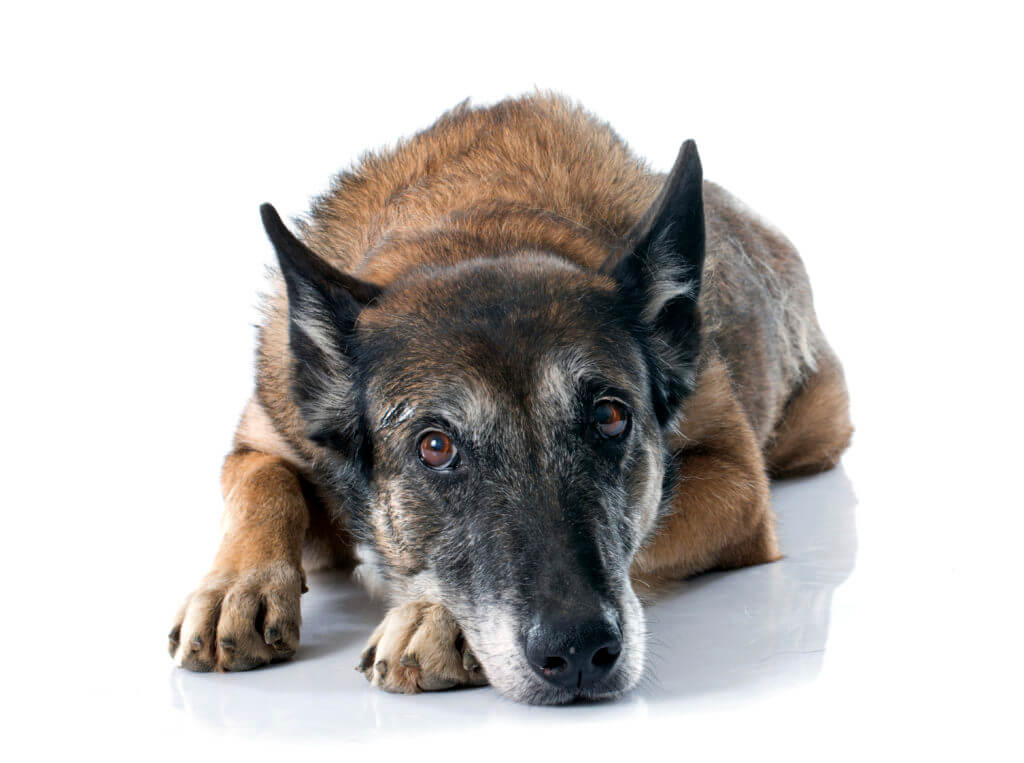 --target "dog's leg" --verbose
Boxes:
[169,447,309,671]
[632,358,782,585]
[357,601,488,693]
